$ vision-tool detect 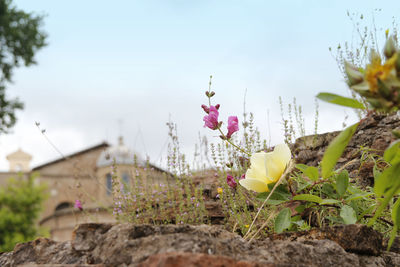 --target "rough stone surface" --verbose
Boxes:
[270,224,383,256]
[292,112,400,187]
[0,223,398,267]
[137,252,276,267]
